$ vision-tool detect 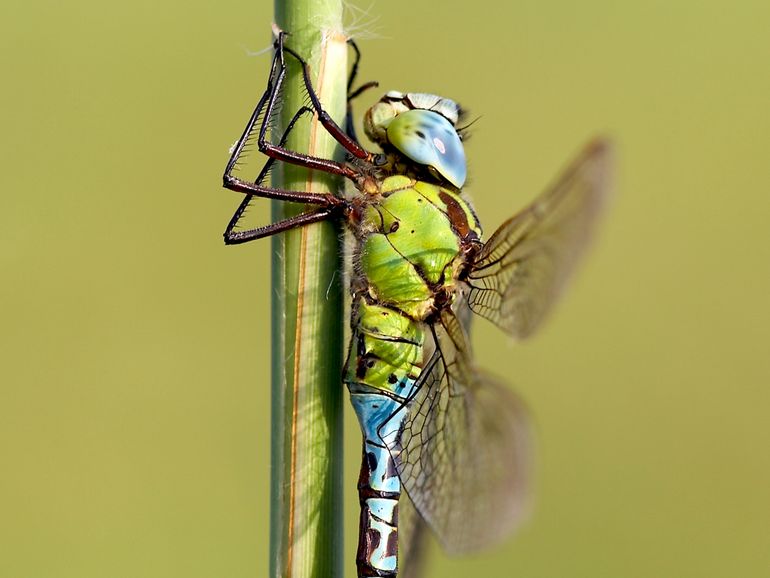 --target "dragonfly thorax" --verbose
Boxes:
[364,92,467,188]
[355,175,481,320]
